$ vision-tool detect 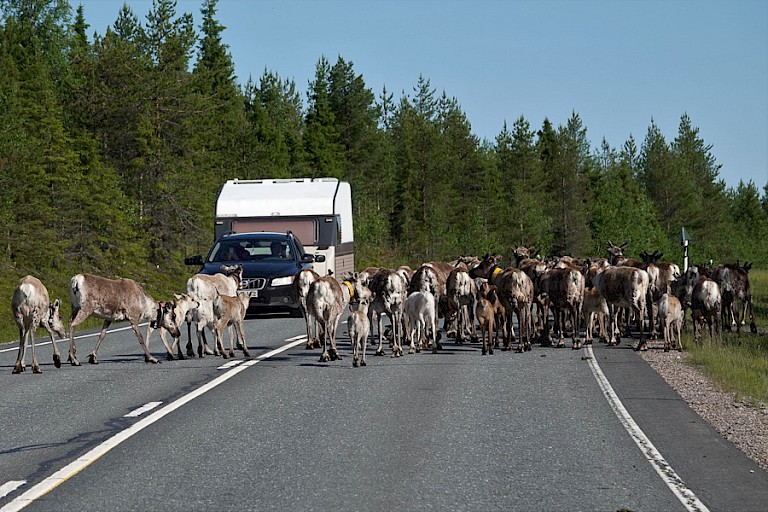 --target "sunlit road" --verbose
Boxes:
[0,314,766,511]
